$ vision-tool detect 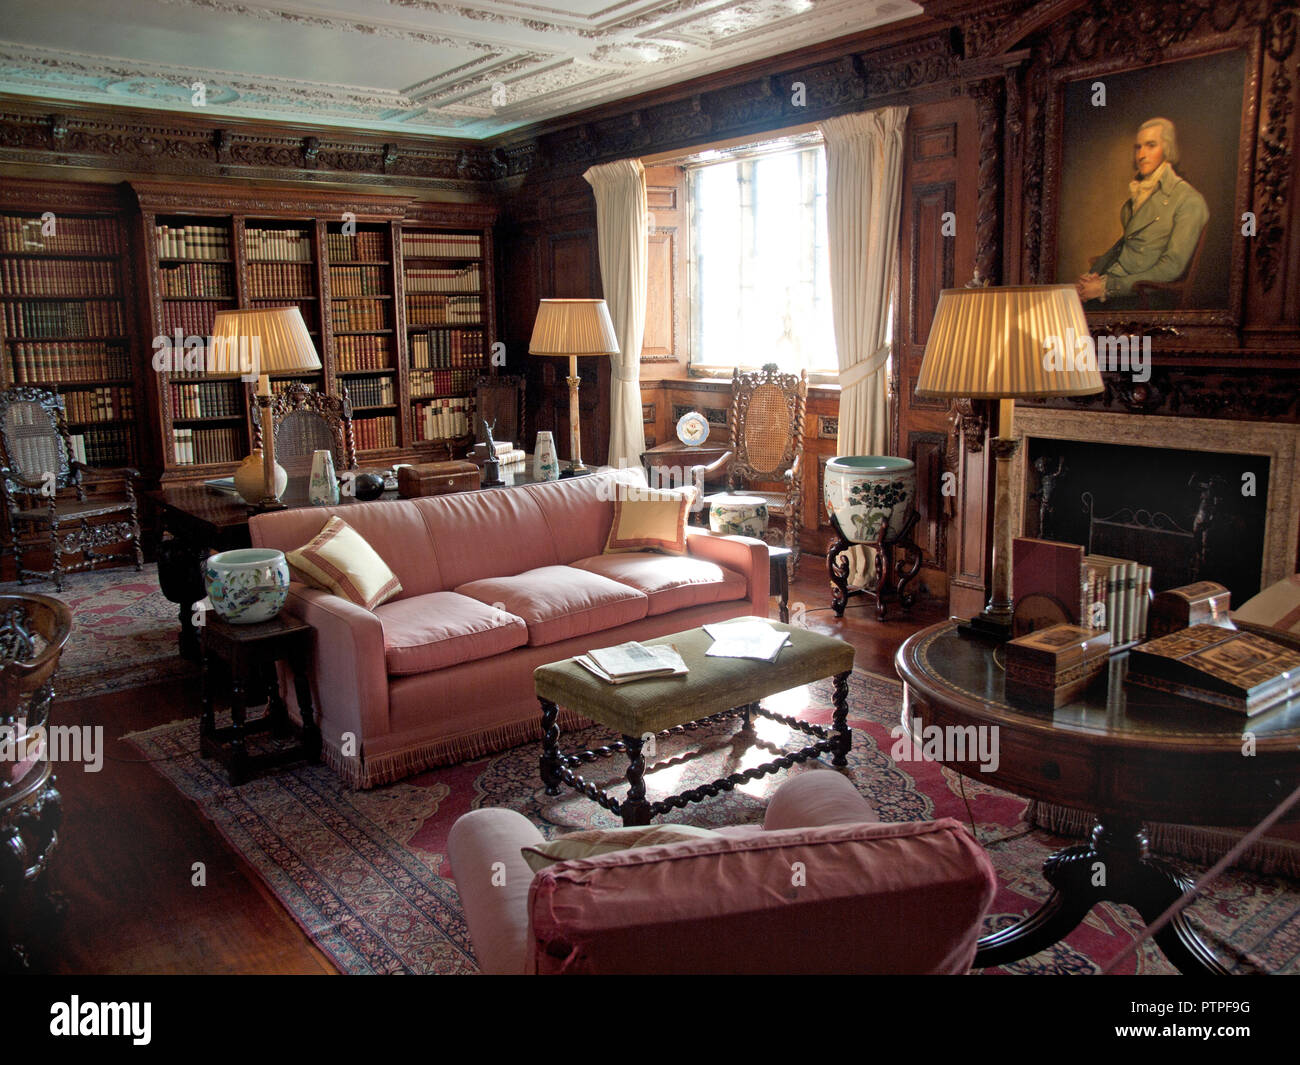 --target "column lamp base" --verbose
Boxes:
[957,611,1015,642]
